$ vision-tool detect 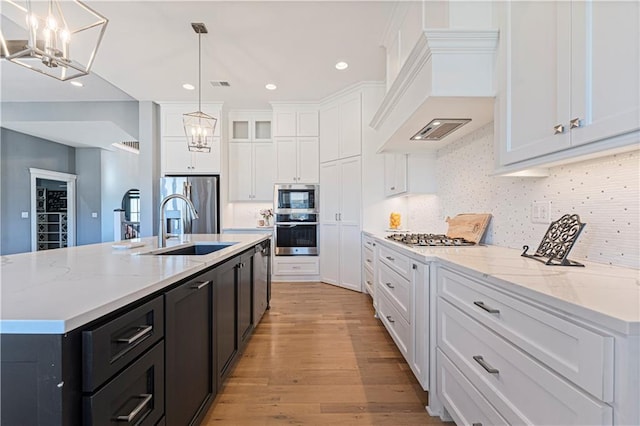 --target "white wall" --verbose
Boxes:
[405,123,639,269]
